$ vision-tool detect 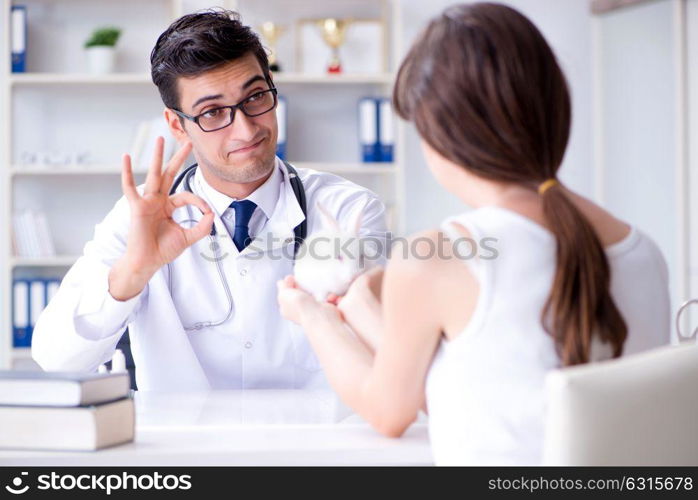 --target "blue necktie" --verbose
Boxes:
[230,199,257,251]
